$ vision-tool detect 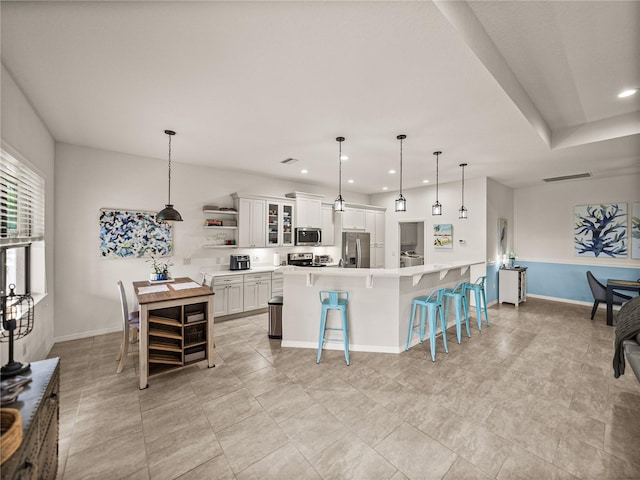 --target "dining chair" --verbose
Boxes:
[116,280,140,374]
[586,271,632,320]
